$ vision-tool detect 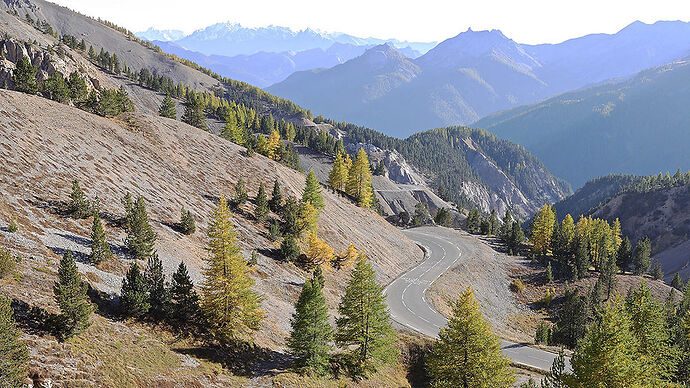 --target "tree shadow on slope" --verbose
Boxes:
[173,342,290,377]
